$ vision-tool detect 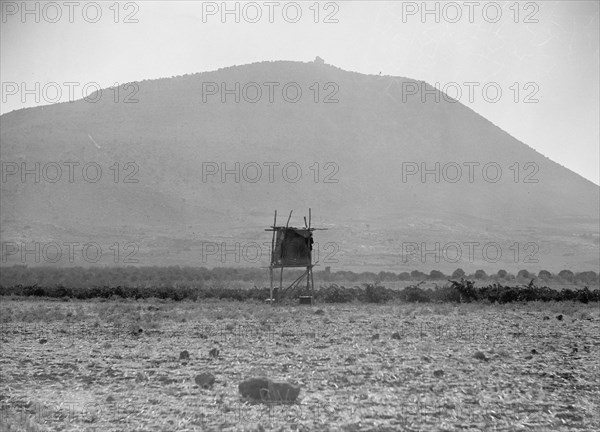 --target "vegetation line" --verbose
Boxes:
[1,279,597,304]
